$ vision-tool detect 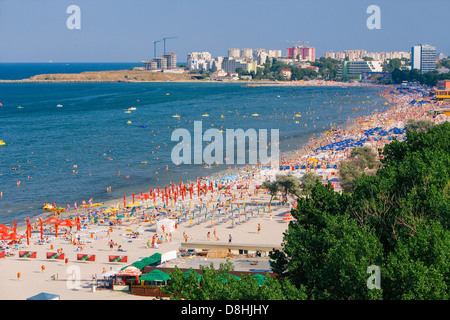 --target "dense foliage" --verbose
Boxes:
[272,122,449,299]
[162,262,307,300]
[391,68,450,86]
